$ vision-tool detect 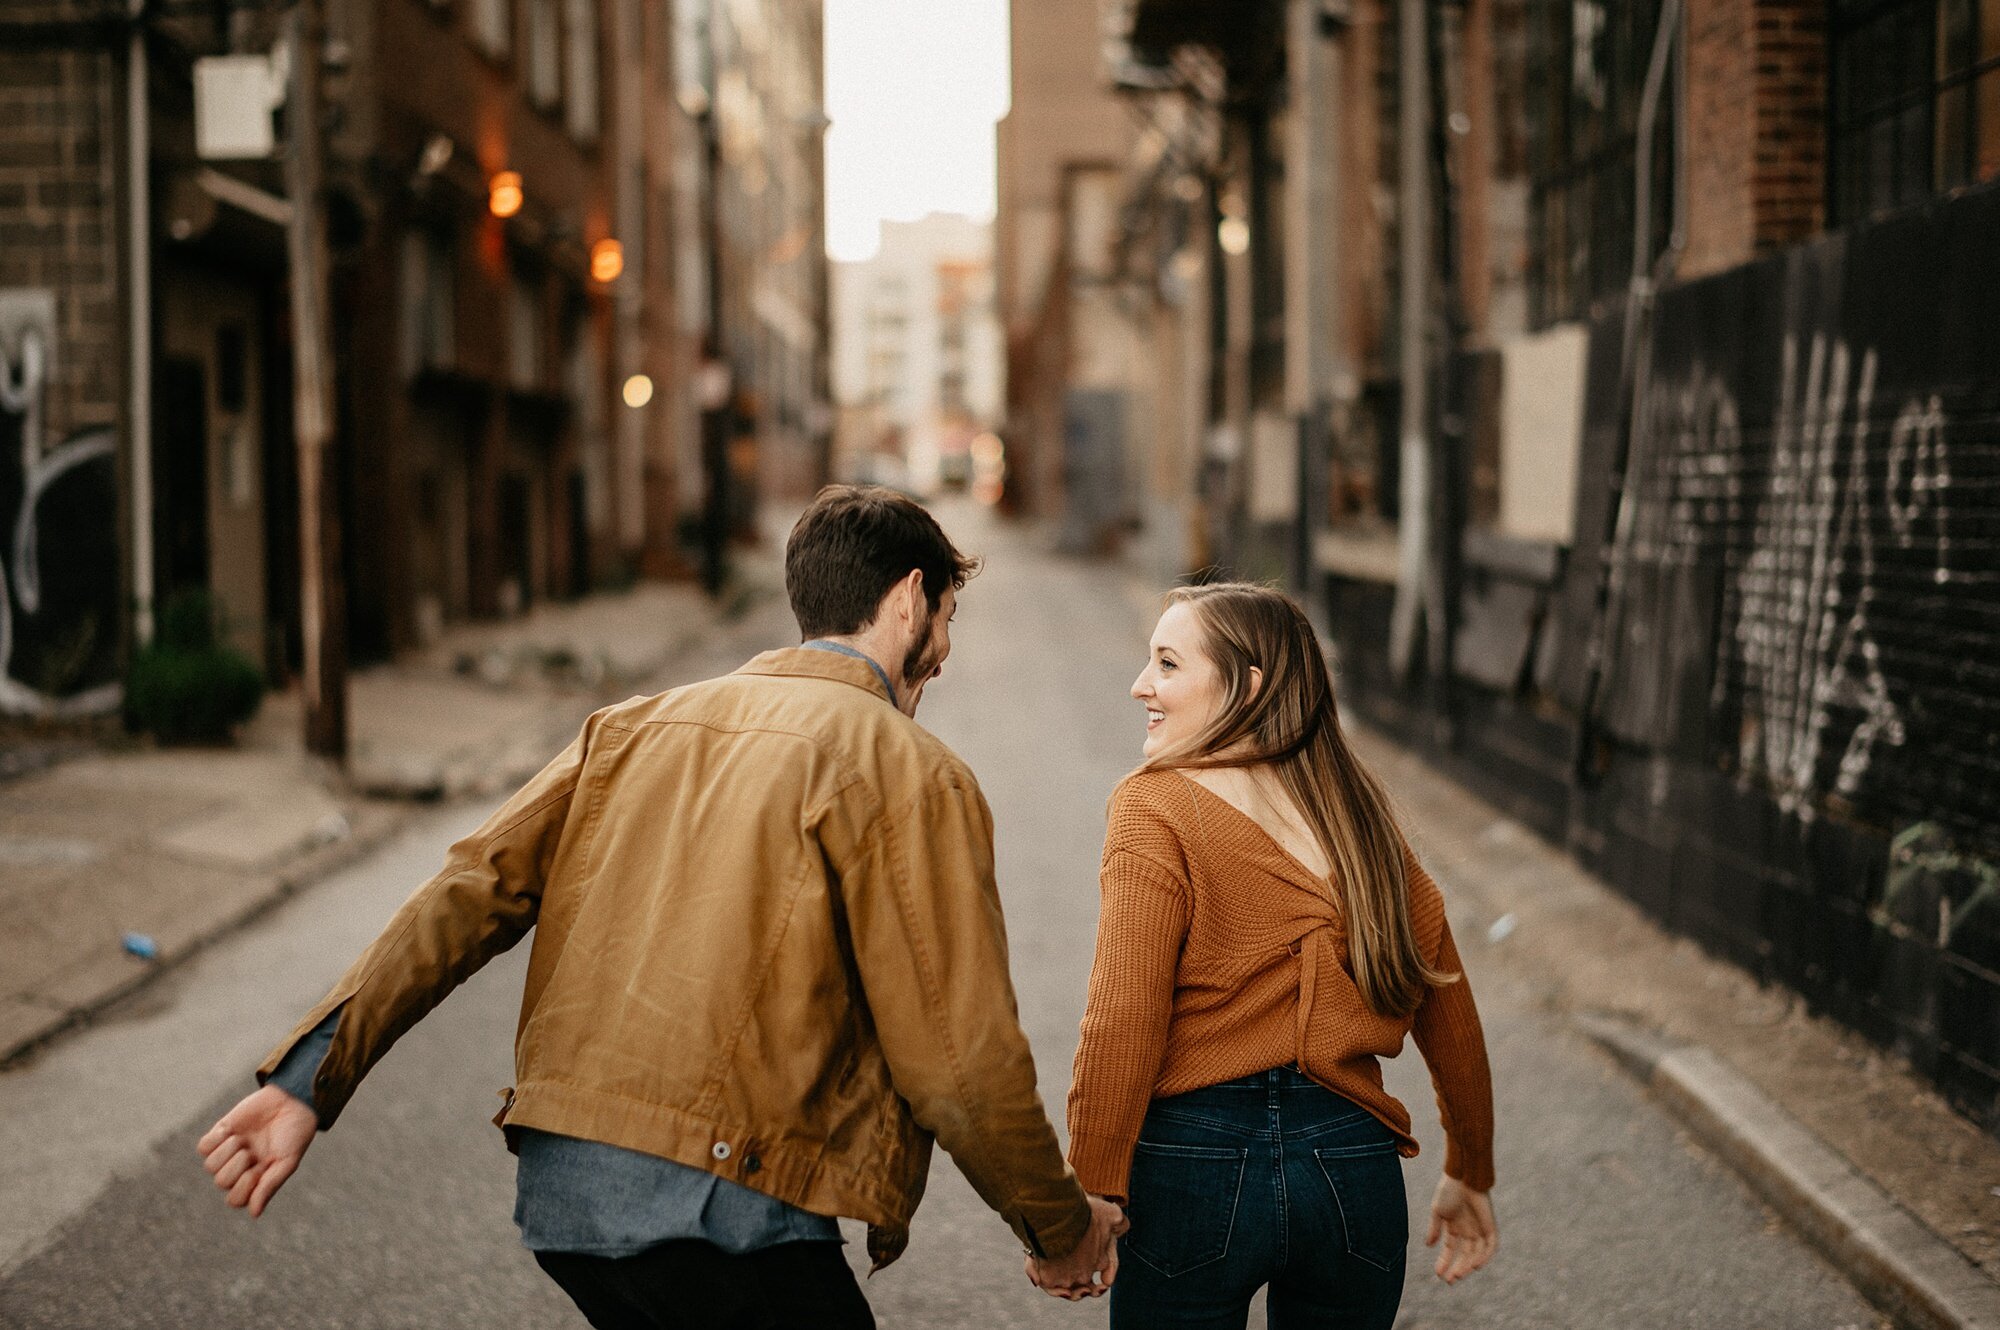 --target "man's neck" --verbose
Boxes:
[804,635,899,706]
